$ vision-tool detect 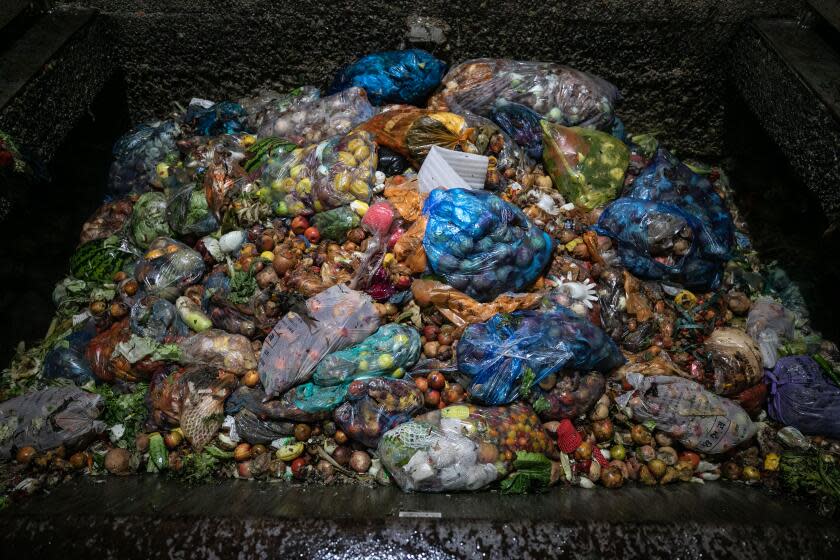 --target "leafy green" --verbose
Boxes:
[87,382,149,445]
[500,451,553,495]
[228,268,257,304]
[173,446,230,484]
[519,367,536,398]
[780,451,840,503]
[532,396,551,415]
